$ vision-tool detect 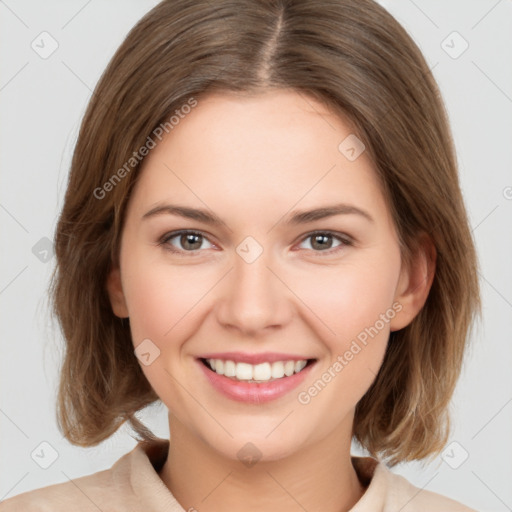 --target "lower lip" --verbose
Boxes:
[197,360,315,404]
